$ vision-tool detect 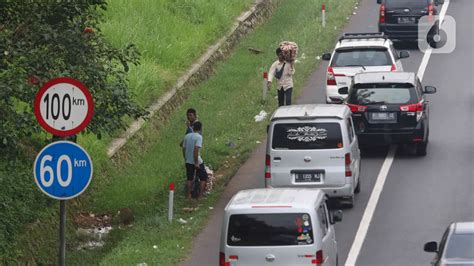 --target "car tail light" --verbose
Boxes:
[219,252,229,266]
[379,4,385,23]
[265,154,271,187]
[428,3,434,16]
[400,102,423,121]
[345,153,352,177]
[327,66,336,86]
[347,103,367,113]
[391,64,397,72]
[312,250,323,265]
